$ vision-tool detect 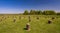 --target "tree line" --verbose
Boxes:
[23,10,60,15]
